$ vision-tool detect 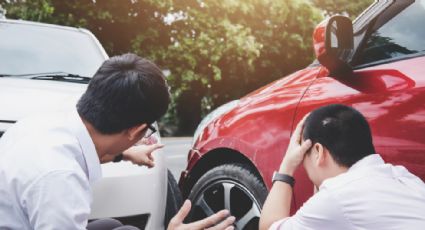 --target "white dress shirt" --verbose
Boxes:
[0,109,102,229]
[271,154,425,230]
